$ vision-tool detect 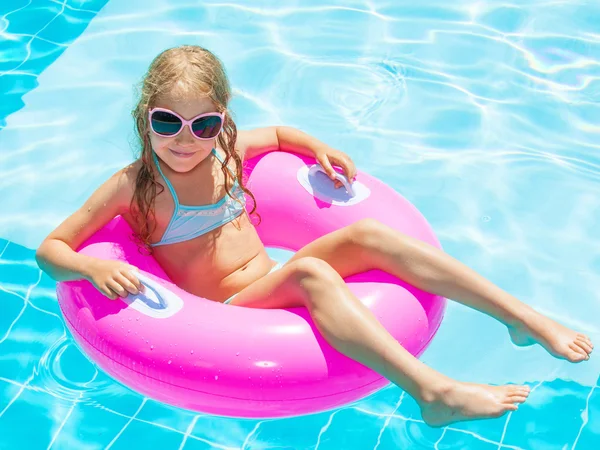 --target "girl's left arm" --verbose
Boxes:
[236,126,357,186]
